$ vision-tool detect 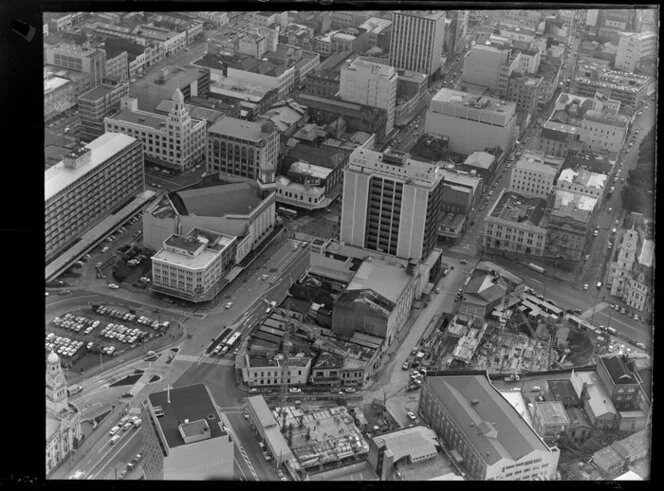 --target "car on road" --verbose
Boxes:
[406,411,417,421]
[584,254,590,261]
[402,361,409,370]
[596,282,602,289]
[636,342,646,350]
[345,387,356,393]
[249,388,258,394]
[620,307,626,315]
[593,229,599,237]
[584,284,589,291]
[633,313,640,321]
[108,283,119,289]
[123,421,133,431]
[109,425,120,436]
[101,246,110,253]
[59,289,72,295]
[289,387,301,393]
